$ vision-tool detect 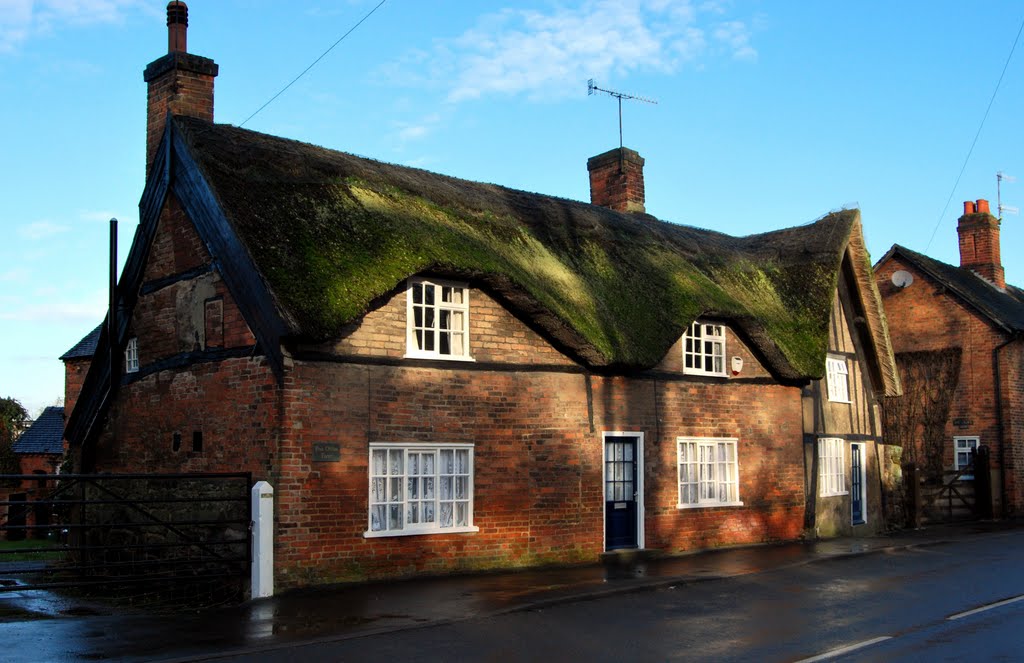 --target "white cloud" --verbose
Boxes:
[394,113,441,143]
[0,288,107,323]
[713,20,757,62]
[18,220,70,240]
[0,268,30,283]
[78,210,123,223]
[0,0,150,54]
[382,0,758,104]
